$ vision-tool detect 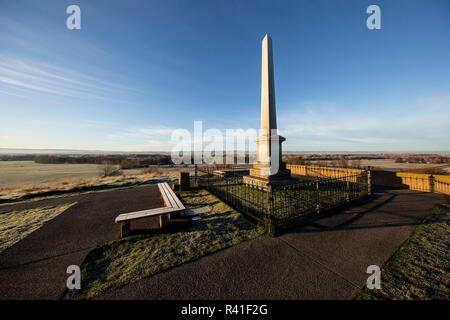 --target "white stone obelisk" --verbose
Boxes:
[260,34,277,133]
[244,34,292,189]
